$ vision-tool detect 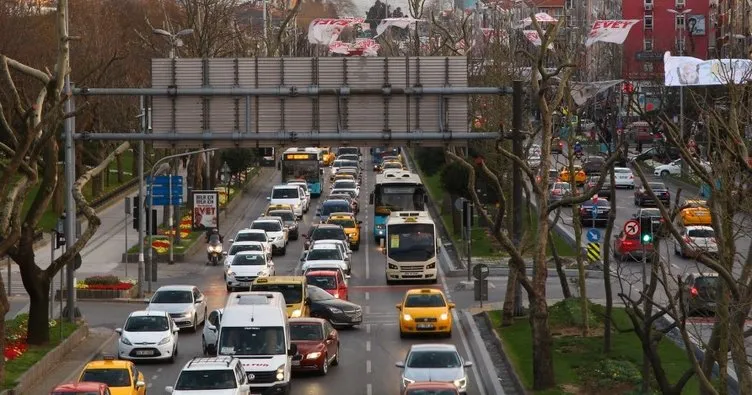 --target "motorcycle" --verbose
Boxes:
[207,236,223,266]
